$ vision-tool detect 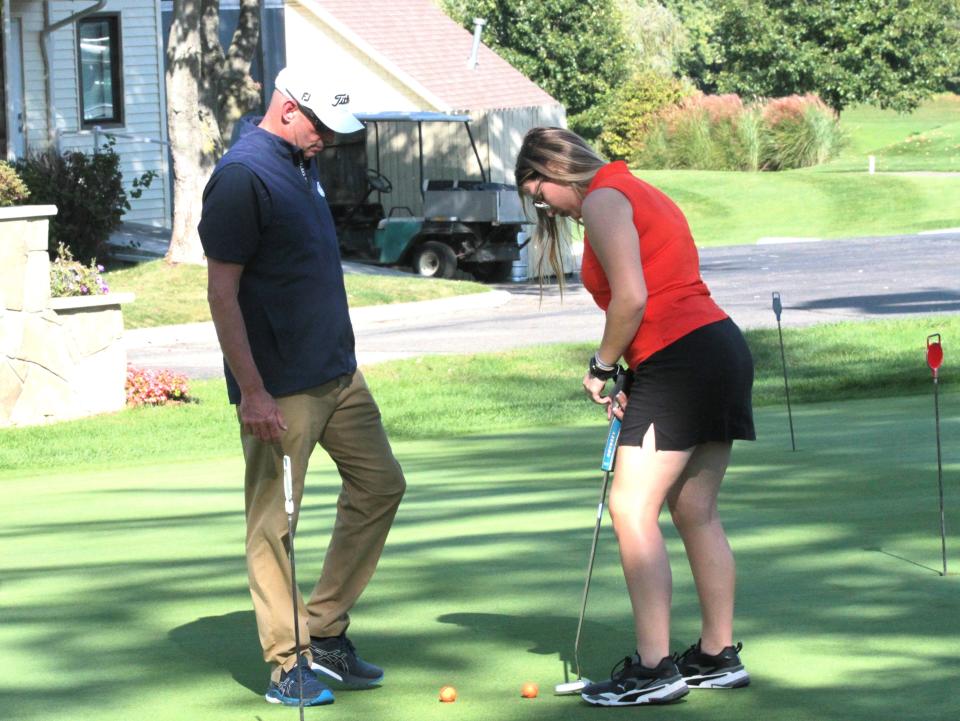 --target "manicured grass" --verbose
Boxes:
[632,94,960,246]
[1,396,958,721]
[829,93,960,172]
[638,168,960,246]
[1,315,955,474]
[104,260,488,329]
